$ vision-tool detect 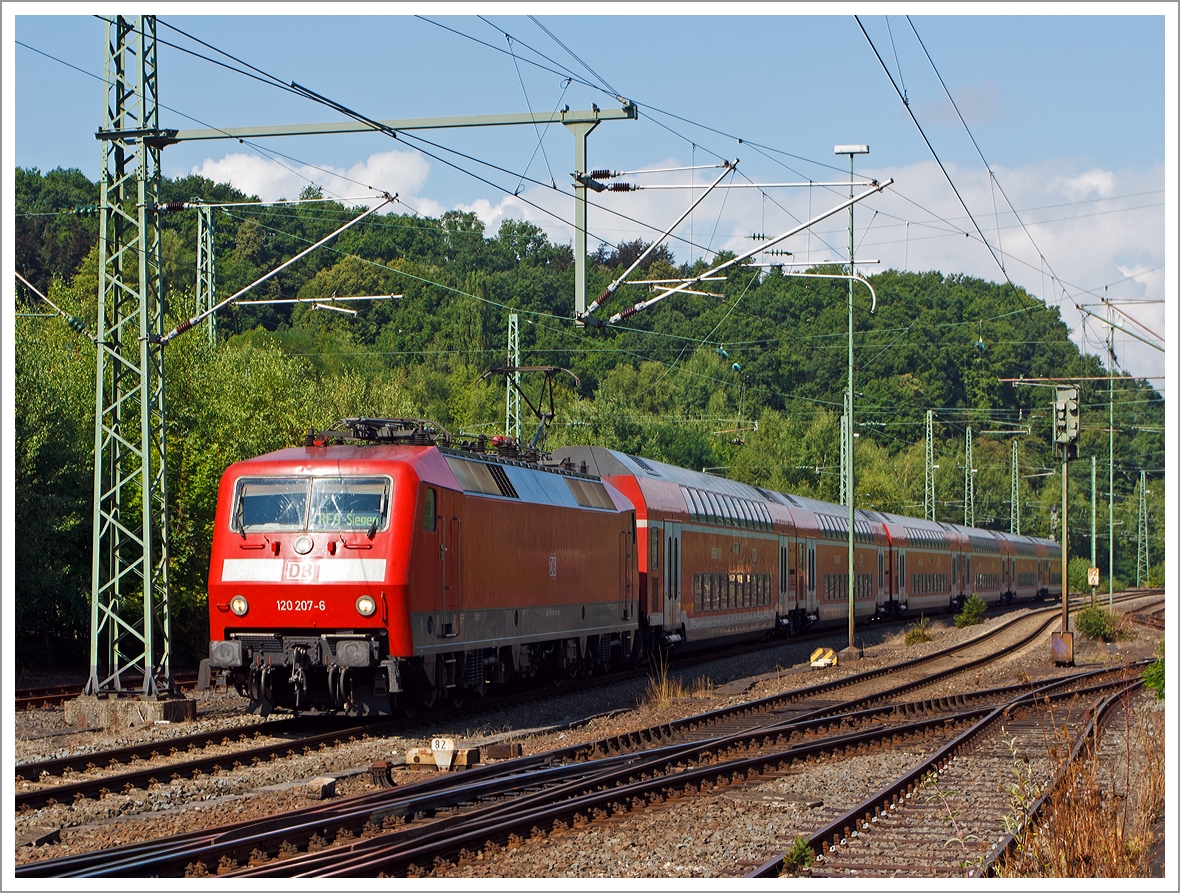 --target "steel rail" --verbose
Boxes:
[20,659,1131,878]
[14,717,299,781]
[263,711,998,877]
[16,673,200,710]
[284,672,1140,878]
[745,671,1147,877]
[17,593,1149,876]
[979,680,1144,876]
[558,604,1062,765]
[159,666,1145,876]
[14,721,387,812]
